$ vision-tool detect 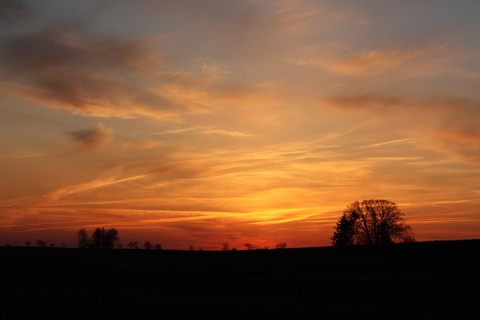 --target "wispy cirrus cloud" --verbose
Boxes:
[0,149,45,159]
[46,173,150,202]
[325,93,480,162]
[150,125,252,138]
[290,41,460,80]
[327,43,450,77]
[364,138,424,148]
